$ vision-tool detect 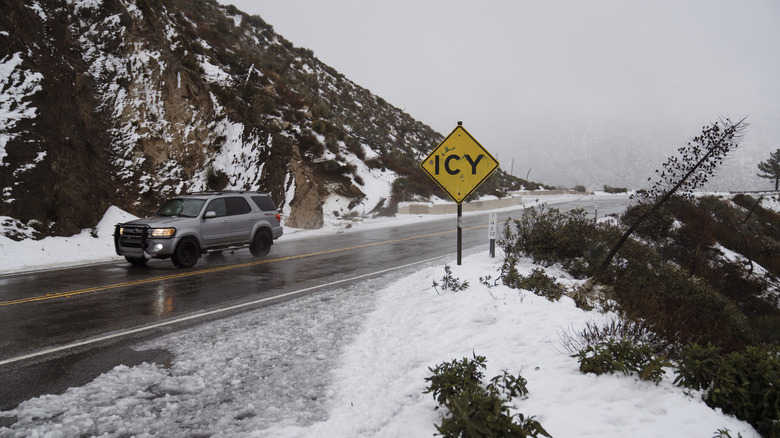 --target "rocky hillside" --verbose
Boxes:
[0,0,529,238]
